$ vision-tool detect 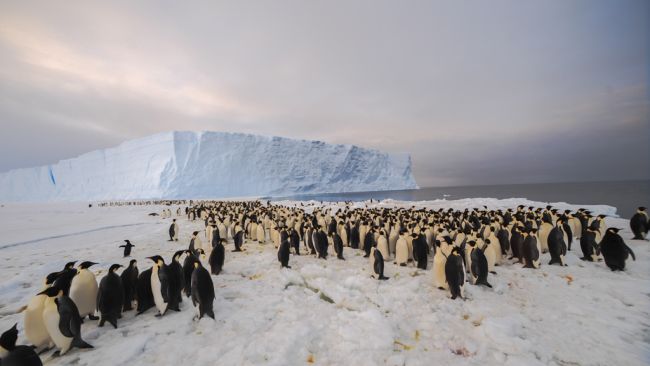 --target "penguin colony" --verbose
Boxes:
[2,200,644,365]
